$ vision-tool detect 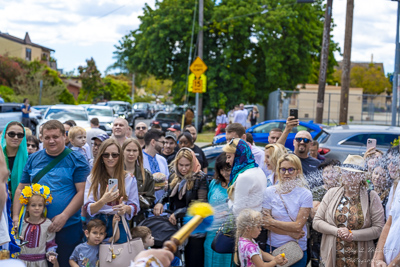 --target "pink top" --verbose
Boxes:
[238,237,262,267]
